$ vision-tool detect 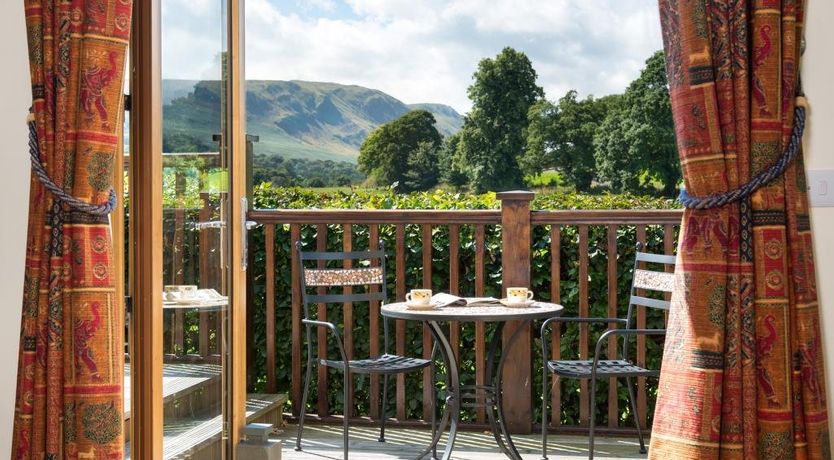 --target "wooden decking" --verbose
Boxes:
[280,424,649,459]
[125,362,287,459]
[124,362,223,419]
[161,393,286,459]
